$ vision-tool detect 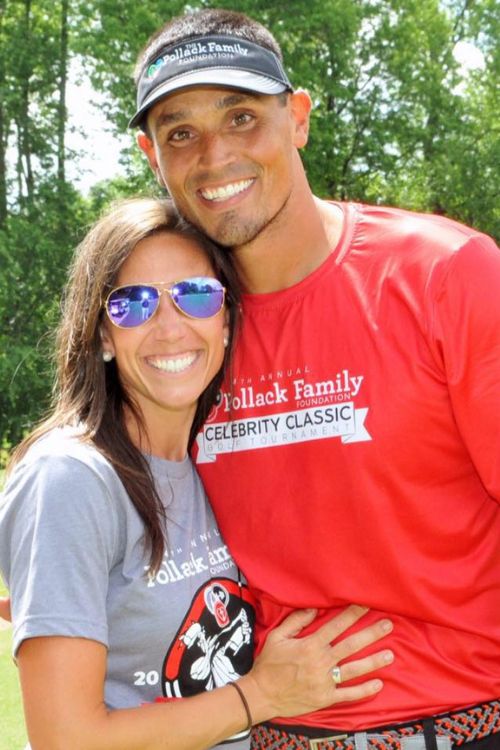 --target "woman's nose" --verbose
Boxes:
[152,292,187,339]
